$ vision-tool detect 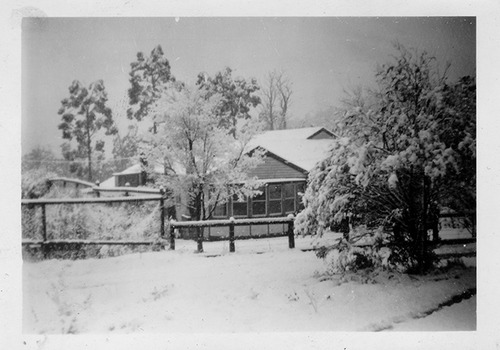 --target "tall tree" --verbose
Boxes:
[259,70,293,130]
[127,45,177,127]
[196,67,261,136]
[58,80,117,181]
[295,45,476,273]
[142,85,264,252]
